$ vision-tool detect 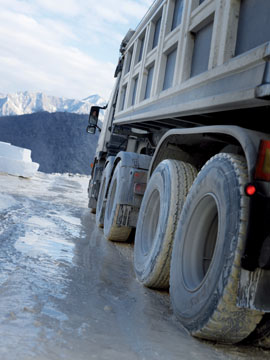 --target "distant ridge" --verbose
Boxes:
[0,91,106,117]
[0,112,99,175]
